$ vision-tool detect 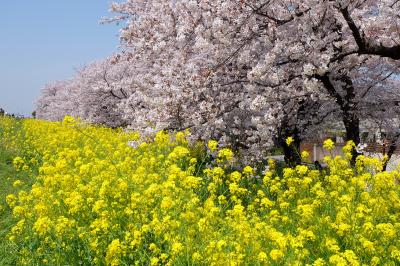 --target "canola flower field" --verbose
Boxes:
[1,116,400,266]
